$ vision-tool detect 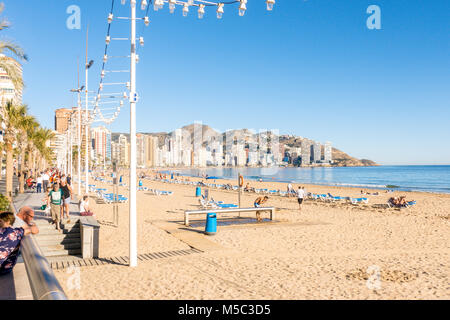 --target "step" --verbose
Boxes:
[41,241,81,250]
[37,227,80,236]
[36,237,81,247]
[42,247,82,257]
[35,233,80,241]
[61,223,80,230]
[46,255,84,263]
